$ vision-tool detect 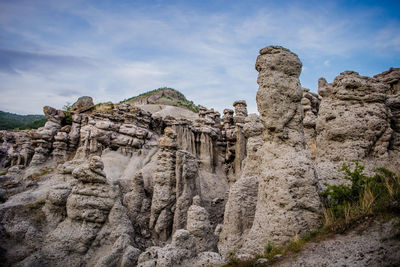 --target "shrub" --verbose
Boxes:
[321,161,400,231]
[62,103,73,125]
